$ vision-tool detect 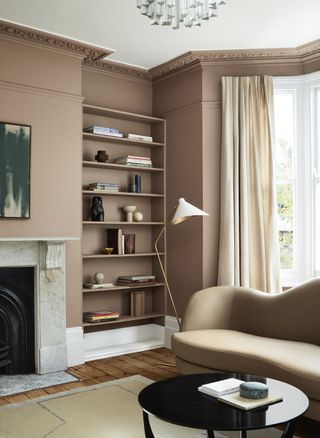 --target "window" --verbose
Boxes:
[273,72,320,286]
